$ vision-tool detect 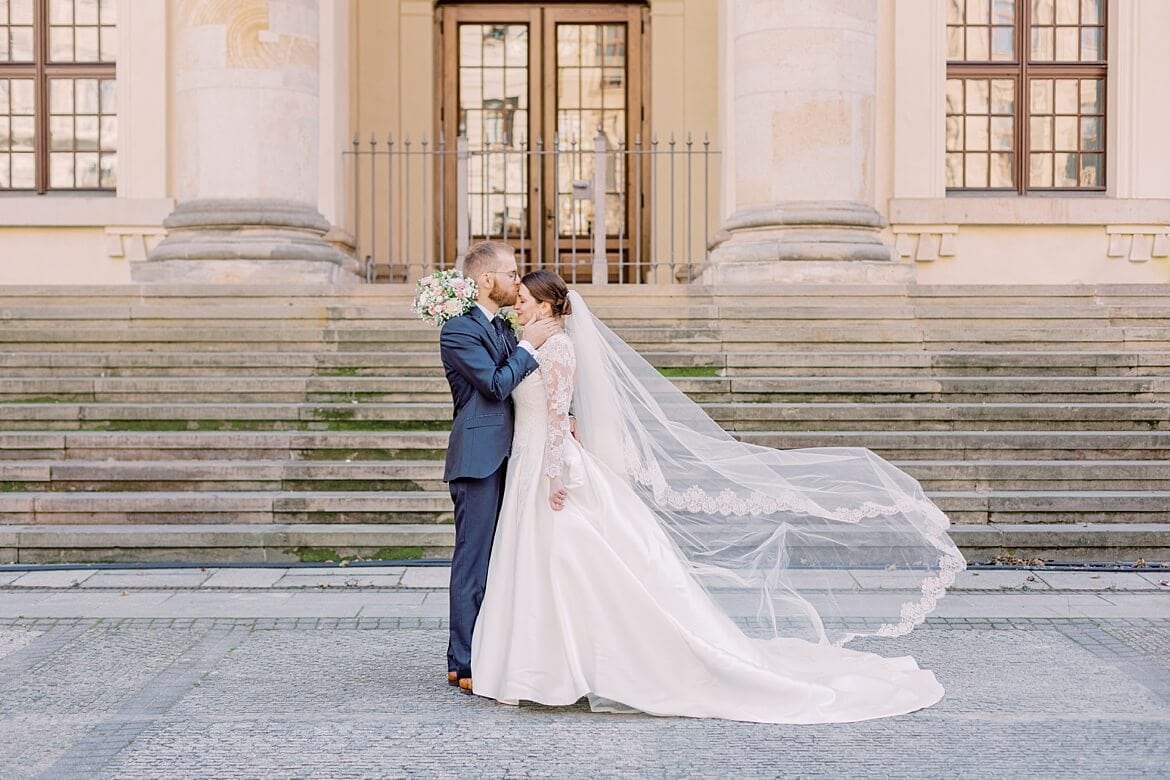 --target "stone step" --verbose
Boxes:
[3,430,1168,462]
[0,460,447,492]
[1,458,1165,493]
[0,523,456,564]
[12,300,1167,323]
[0,402,1165,432]
[3,350,1169,378]
[3,351,1169,380]
[0,431,450,461]
[880,460,1170,491]
[713,403,1170,431]
[931,491,1170,524]
[2,521,1166,564]
[739,431,1170,459]
[0,401,1166,432]
[0,352,445,377]
[2,375,1166,405]
[0,491,454,525]
[2,488,1162,527]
